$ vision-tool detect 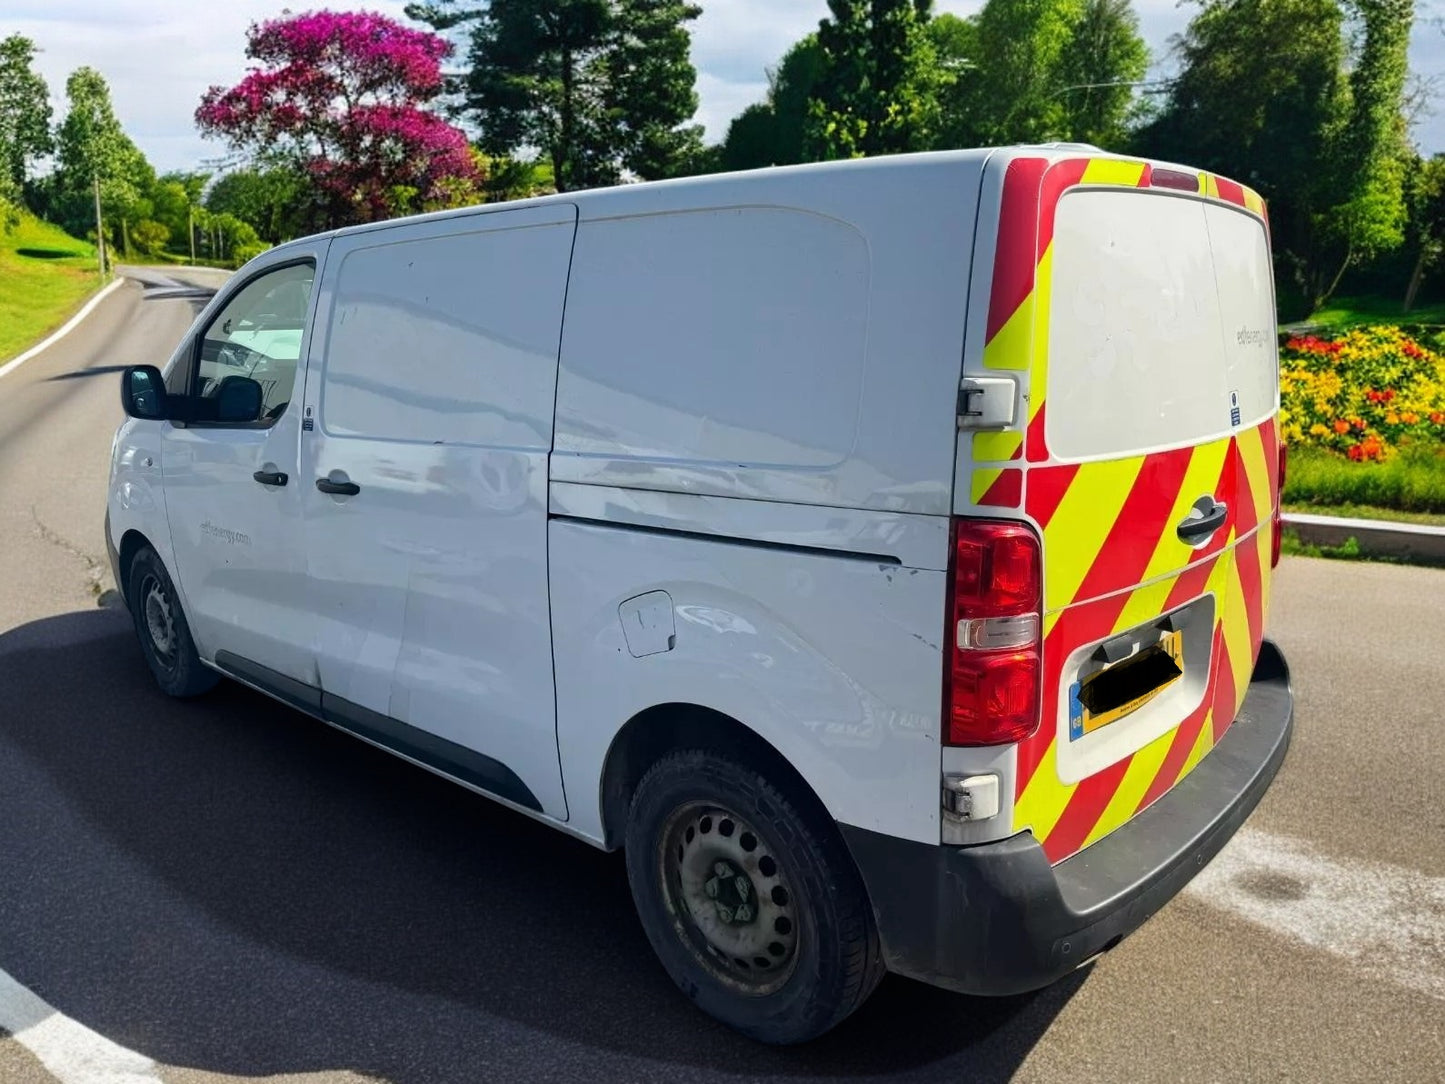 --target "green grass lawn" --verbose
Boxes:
[0,215,100,361]
[1296,294,1445,330]
[1283,443,1445,514]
